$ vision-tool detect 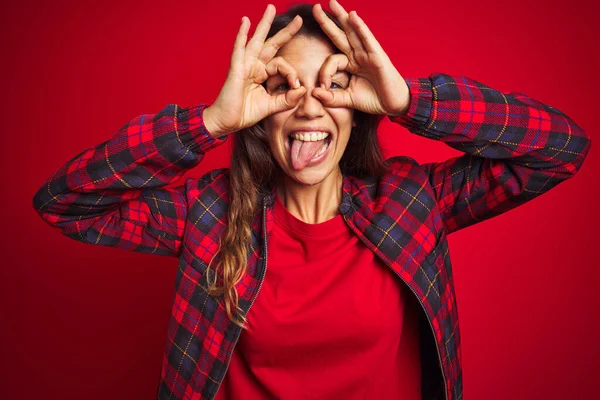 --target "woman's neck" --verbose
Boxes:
[276,167,343,224]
